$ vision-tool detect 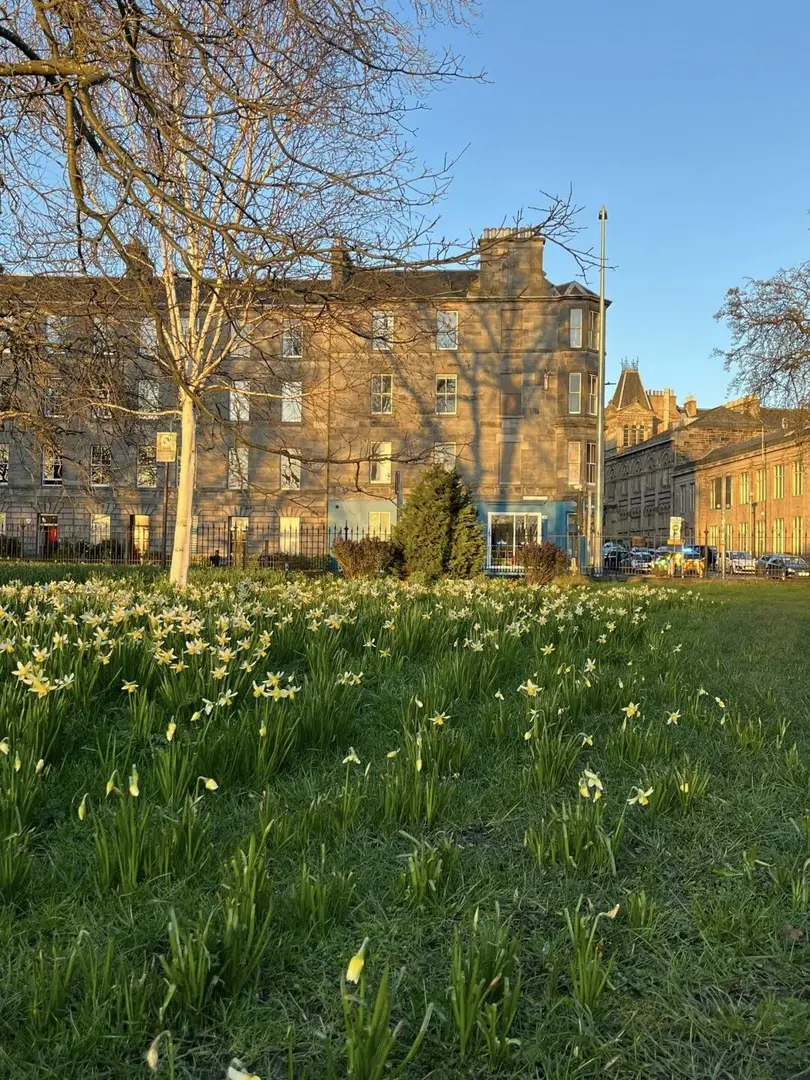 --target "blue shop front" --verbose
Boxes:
[477,498,583,573]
